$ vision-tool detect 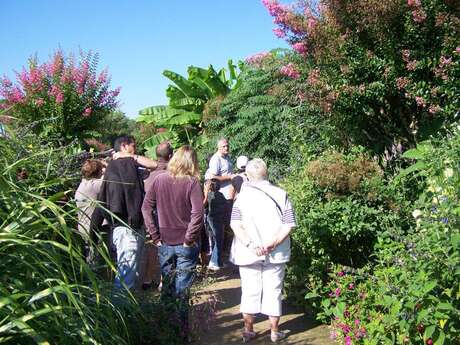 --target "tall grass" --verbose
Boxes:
[0,129,185,345]
[0,132,141,344]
